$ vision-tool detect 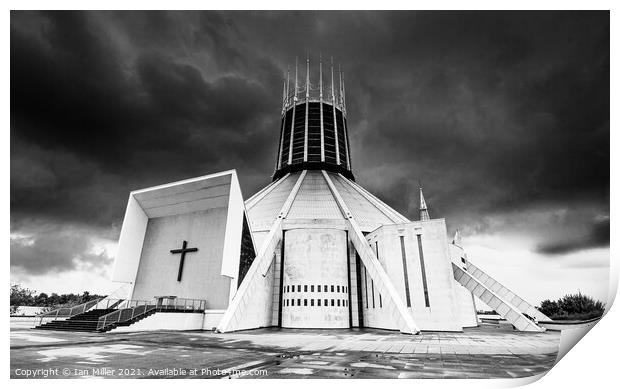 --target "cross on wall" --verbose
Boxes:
[169,240,198,282]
